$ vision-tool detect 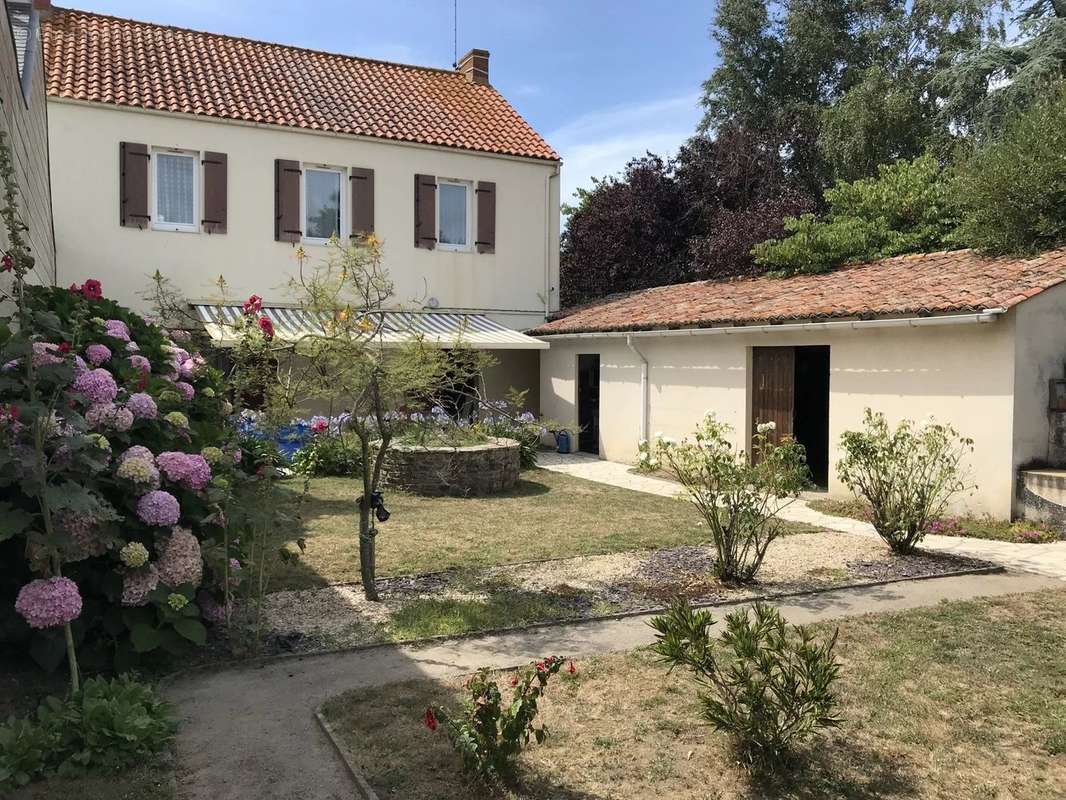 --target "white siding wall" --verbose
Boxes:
[540,317,1020,517]
[48,100,560,327]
